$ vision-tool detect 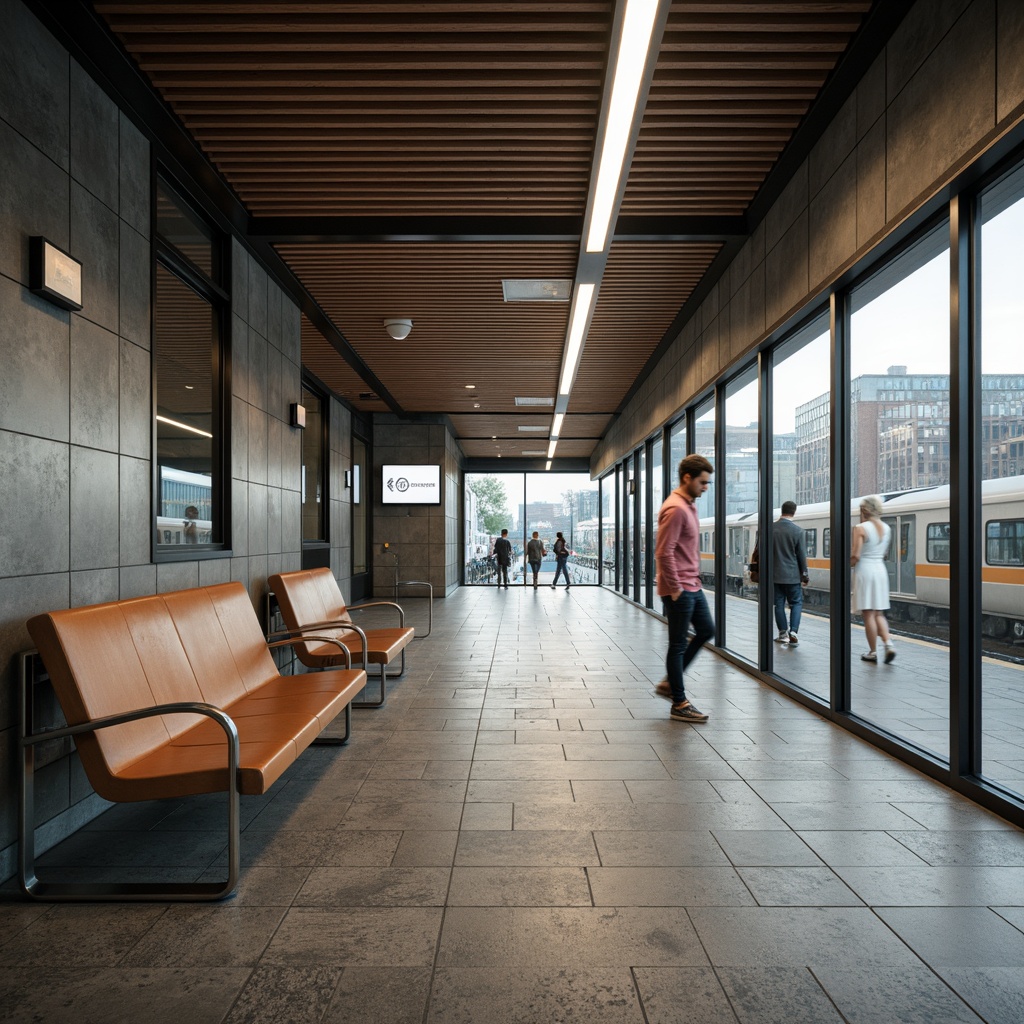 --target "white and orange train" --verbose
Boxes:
[700,474,1024,643]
